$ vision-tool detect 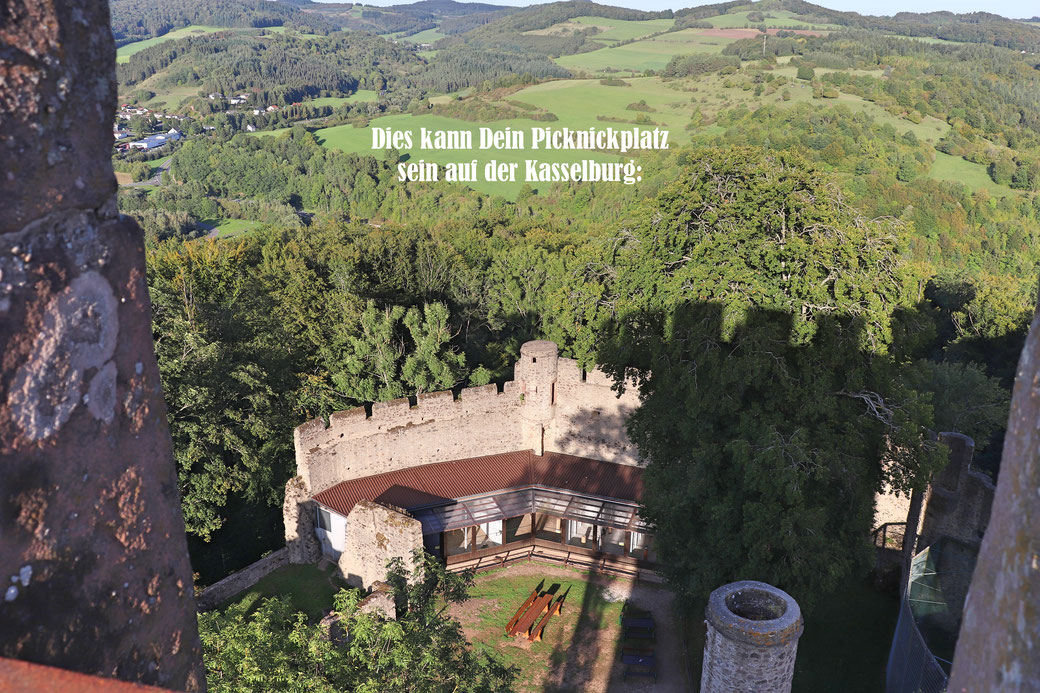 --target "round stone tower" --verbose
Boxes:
[700,580,804,693]
[514,340,558,455]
